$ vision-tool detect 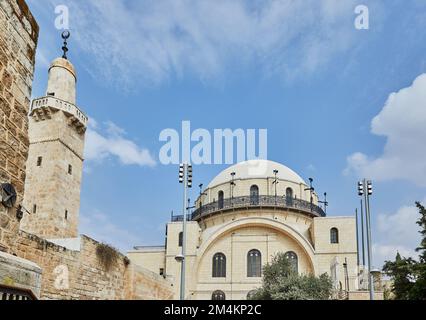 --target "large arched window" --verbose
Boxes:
[218,191,224,209]
[250,185,259,205]
[212,253,226,278]
[178,232,183,247]
[212,290,226,300]
[286,187,293,206]
[330,228,339,244]
[284,251,298,274]
[247,249,261,277]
